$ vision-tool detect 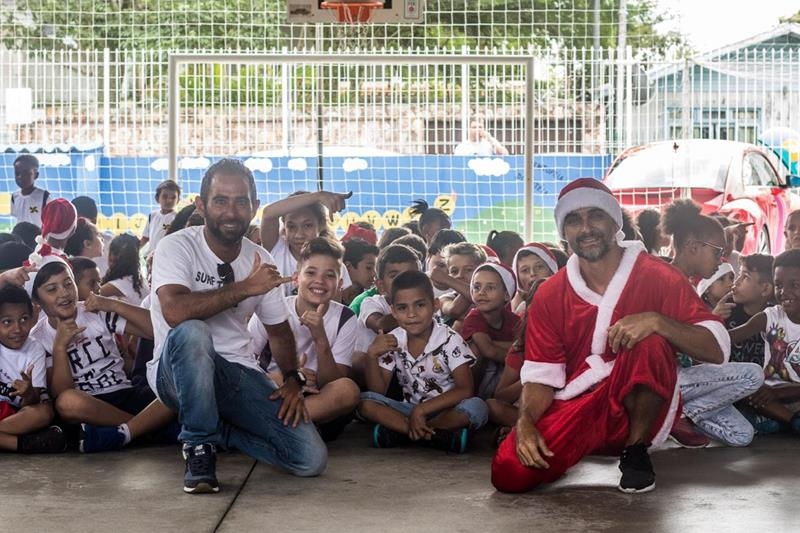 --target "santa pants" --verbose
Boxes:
[491,335,677,493]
